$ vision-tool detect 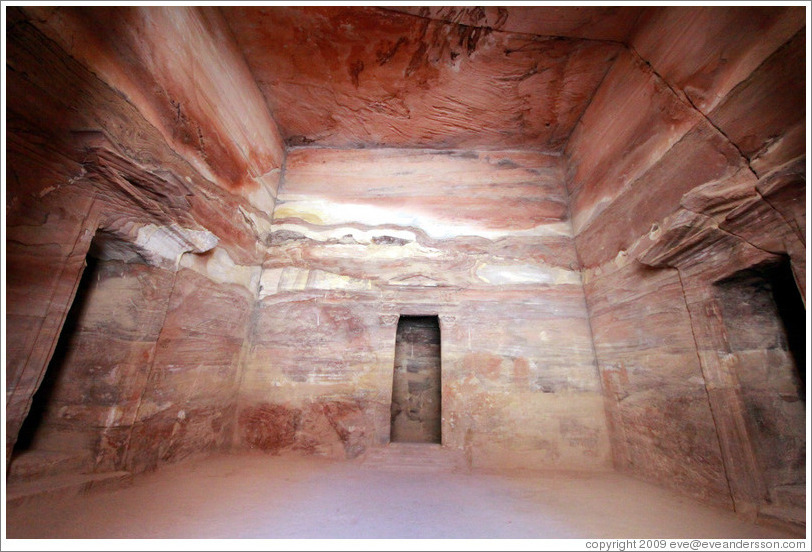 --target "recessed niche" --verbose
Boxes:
[390,316,442,444]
